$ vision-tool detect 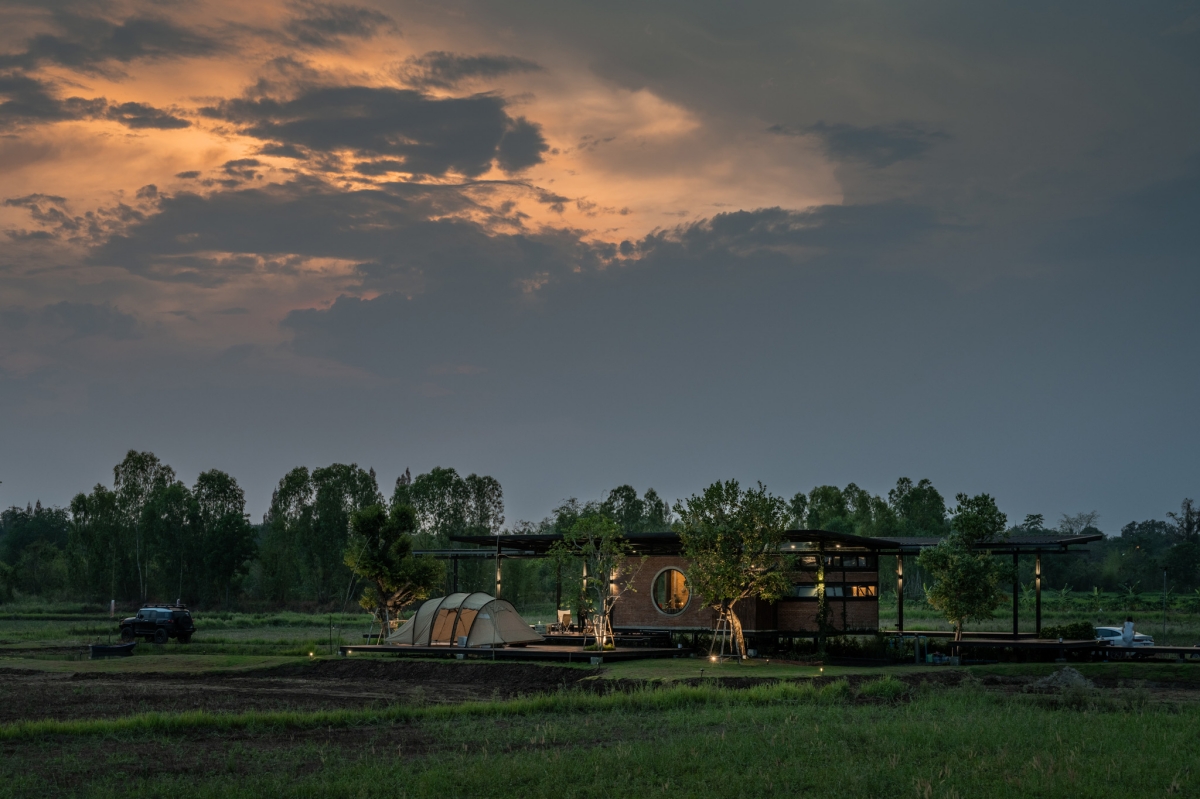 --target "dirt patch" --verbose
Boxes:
[0,660,600,724]
[1027,667,1095,692]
